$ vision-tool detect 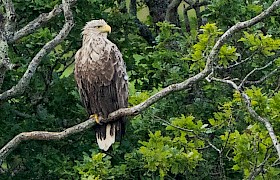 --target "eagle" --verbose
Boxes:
[74,19,128,151]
